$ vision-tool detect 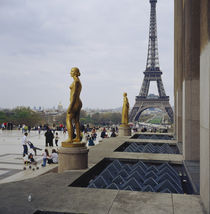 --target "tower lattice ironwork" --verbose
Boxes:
[130,0,173,123]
